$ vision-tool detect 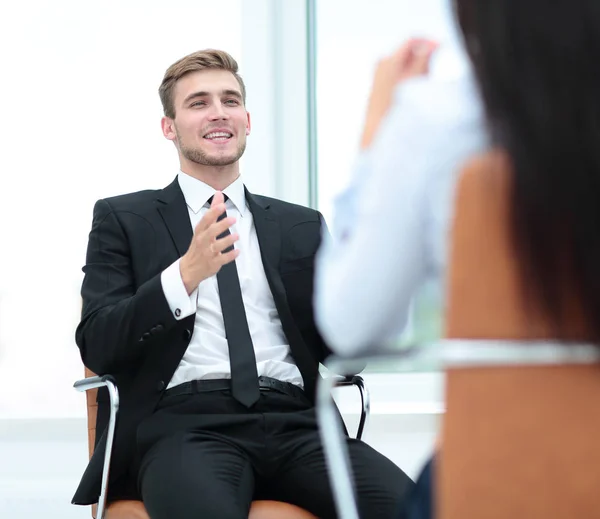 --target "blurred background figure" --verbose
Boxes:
[314,40,486,354]
[316,0,600,517]
[314,32,485,519]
